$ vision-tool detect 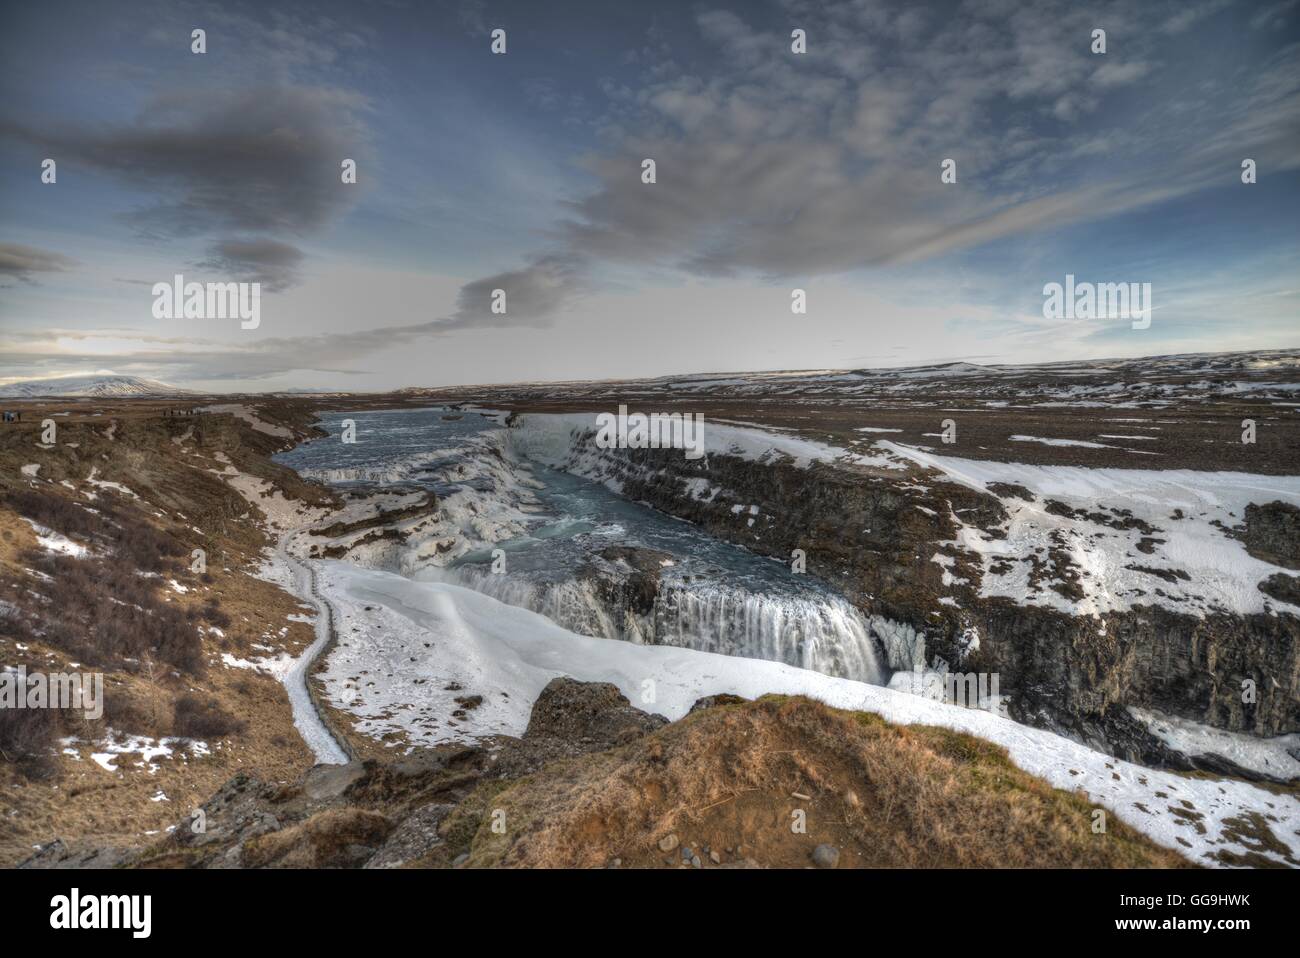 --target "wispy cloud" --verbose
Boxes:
[0,242,77,282]
[197,237,306,293]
